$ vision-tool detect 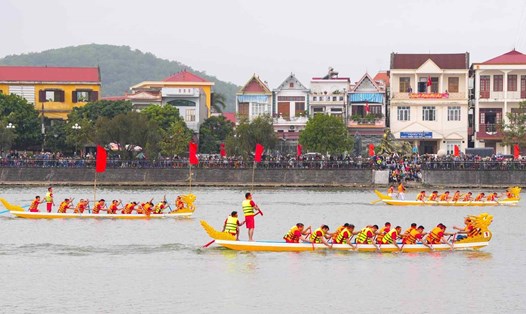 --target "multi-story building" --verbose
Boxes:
[0,66,101,120]
[309,68,349,122]
[236,74,272,121]
[348,73,387,140]
[272,73,309,143]
[471,49,526,154]
[389,53,470,155]
[129,70,214,133]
